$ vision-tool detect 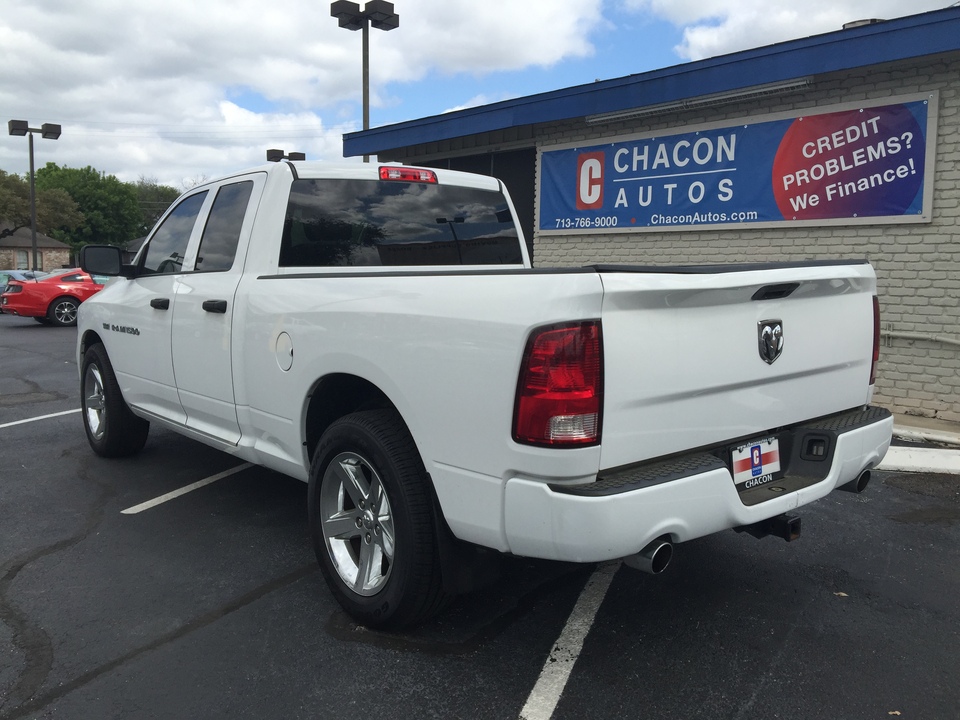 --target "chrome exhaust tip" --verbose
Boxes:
[623,538,673,575]
[840,469,871,494]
